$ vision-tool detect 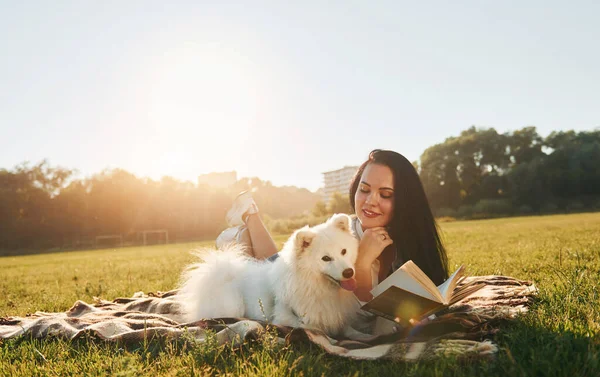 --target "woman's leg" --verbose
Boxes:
[244,213,278,259]
[216,191,278,259]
